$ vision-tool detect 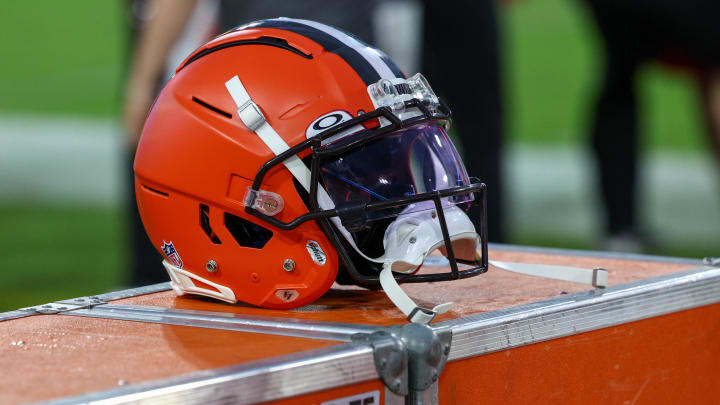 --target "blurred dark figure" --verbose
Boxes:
[123,0,379,286]
[584,0,720,251]
[422,0,505,242]
[218,1,377,43]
